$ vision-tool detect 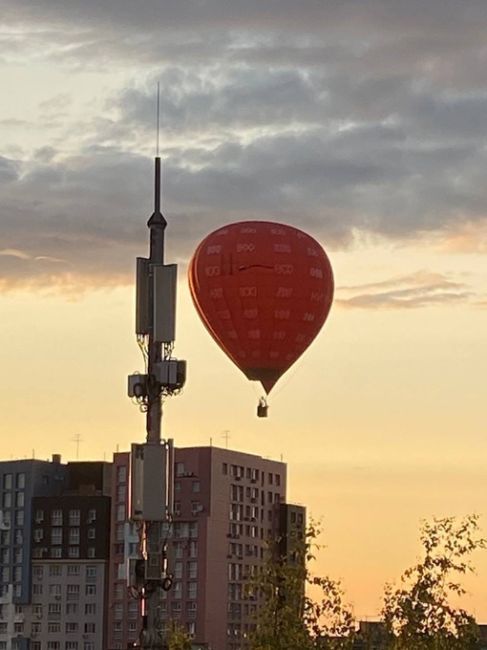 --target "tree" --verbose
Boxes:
[166,622,192,650]
[381,515,486,650]
[249,521,355,650]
